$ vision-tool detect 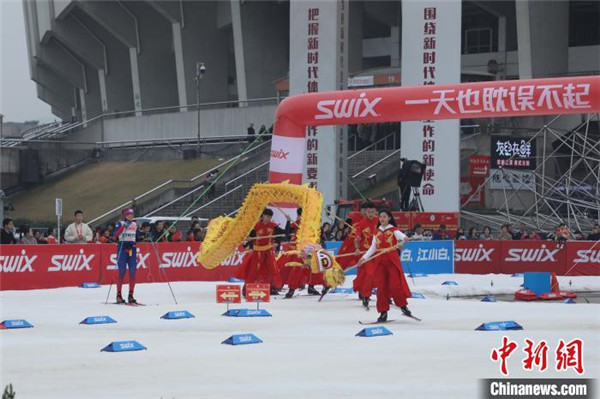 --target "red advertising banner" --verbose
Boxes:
[216,284,242,304]
[1,243,247,291]
[460,176,485,206]
[245,283,270,303]
[0,244,102,290]
[499,240,567,275]
[454,240,502,274]
[564,241,600,276]
[410,212,460,233]
[469,155,491,176]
